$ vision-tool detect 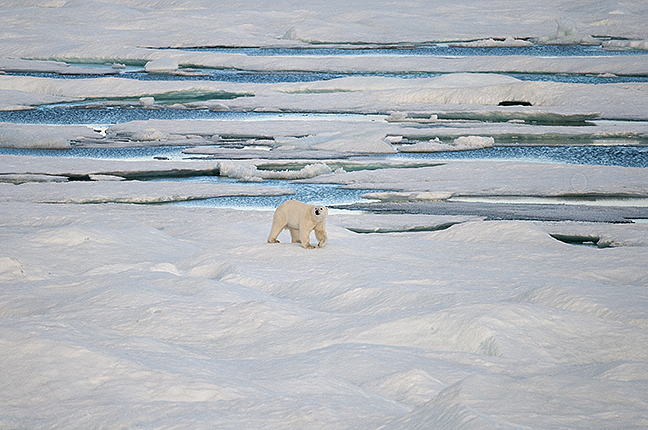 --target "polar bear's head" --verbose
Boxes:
[311,205,328,222]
